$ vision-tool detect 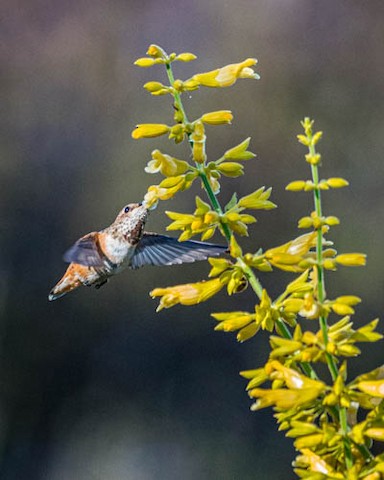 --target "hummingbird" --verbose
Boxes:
[49,203,227,301]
